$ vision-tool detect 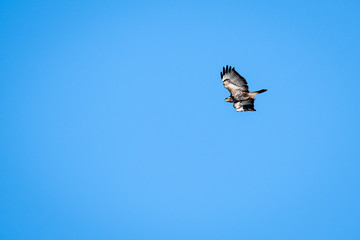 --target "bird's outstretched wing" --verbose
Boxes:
[220,65,249,93]
[233,98,256,112]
